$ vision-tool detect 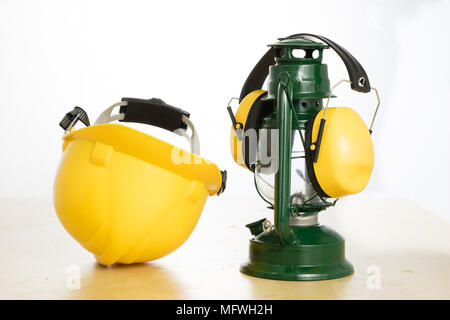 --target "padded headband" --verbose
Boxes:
[239,33,371,102]
[117,97,190,132]
[96,98,200,155]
